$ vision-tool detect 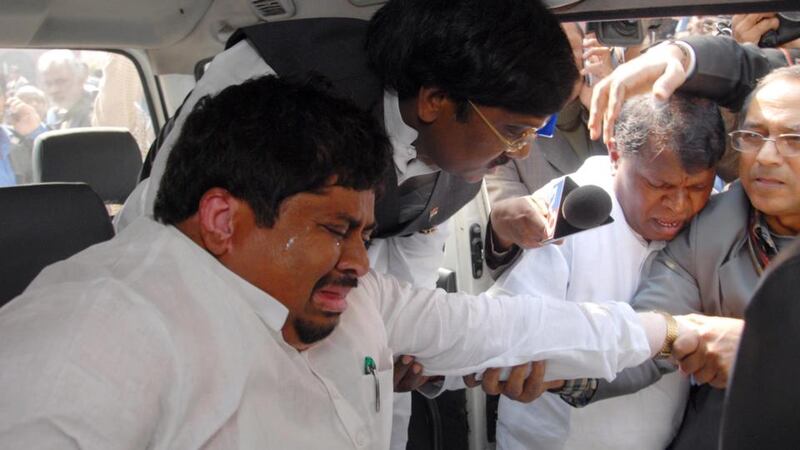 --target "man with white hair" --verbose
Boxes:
[37,49,93,129]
